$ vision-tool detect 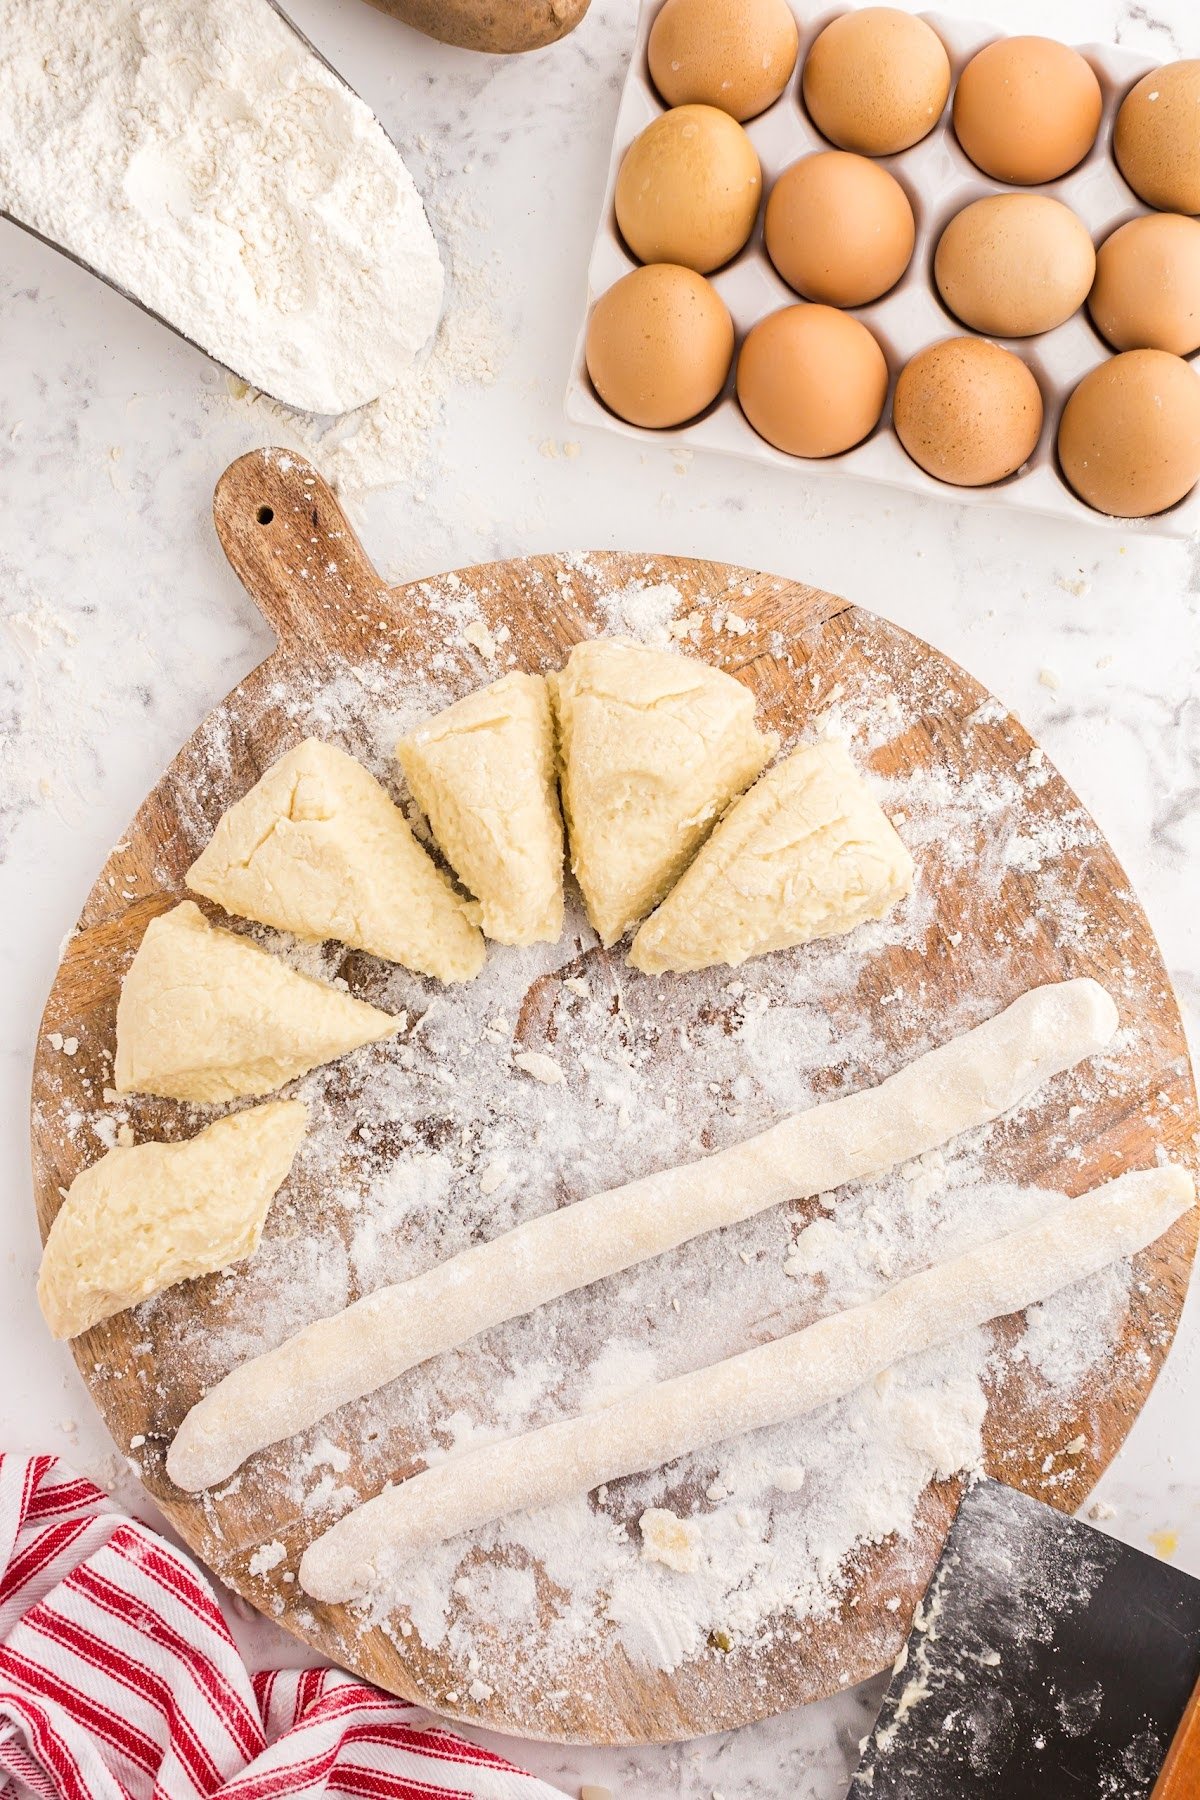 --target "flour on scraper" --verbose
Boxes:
[630,738,913,973]
[397,673,564,946]
[37,1100,306,1339]
[115,901,399,1103]
[549,638,777,946]
[187,739,484,983]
